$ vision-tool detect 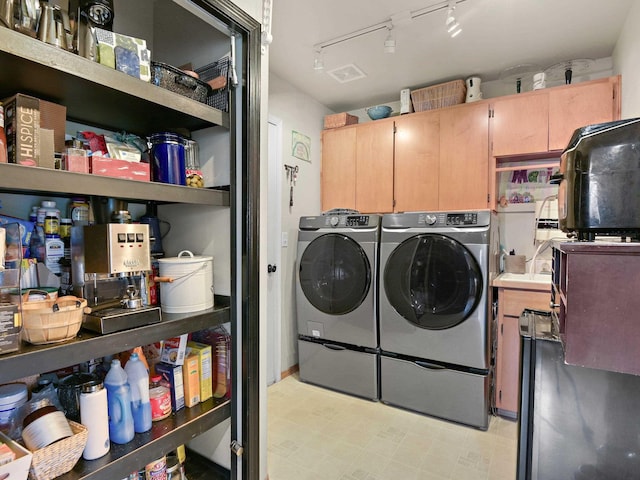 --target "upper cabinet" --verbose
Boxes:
[355,119,395,213]
[438,102,490,210]
[491,76,621,157]
[394,110,440,212]
[321,126,357,211]
[321,75,620,214]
